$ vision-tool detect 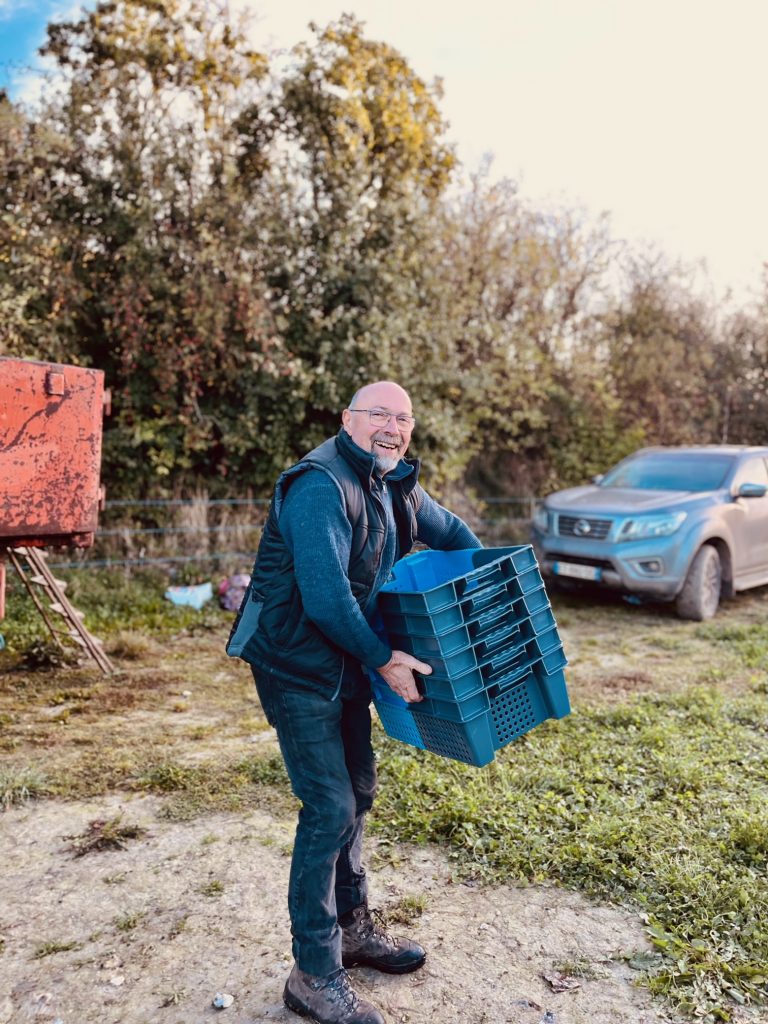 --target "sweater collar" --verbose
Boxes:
[335,428,418,489]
